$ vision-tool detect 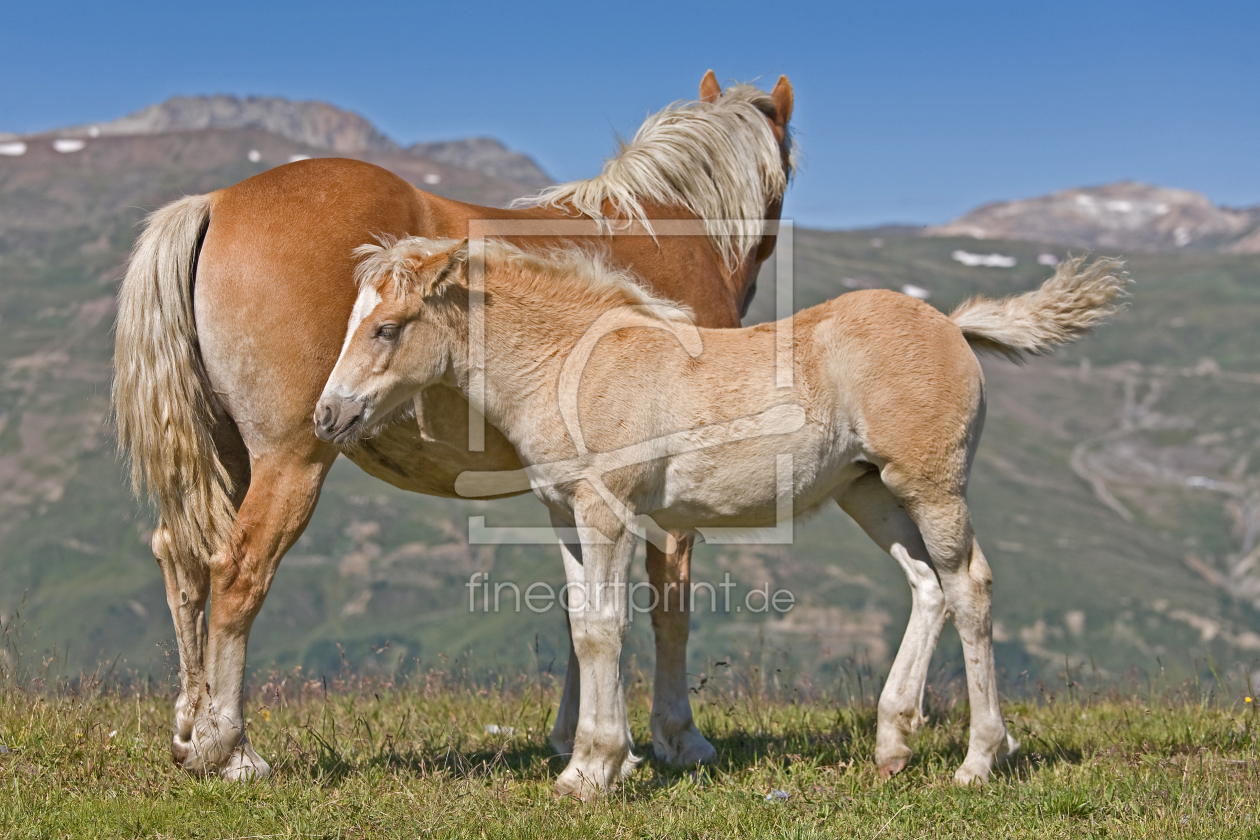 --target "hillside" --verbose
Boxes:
[1,105,1258,691]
